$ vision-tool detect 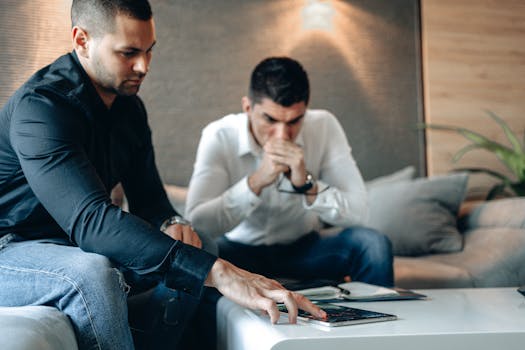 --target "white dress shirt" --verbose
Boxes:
[186,109,368,245]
